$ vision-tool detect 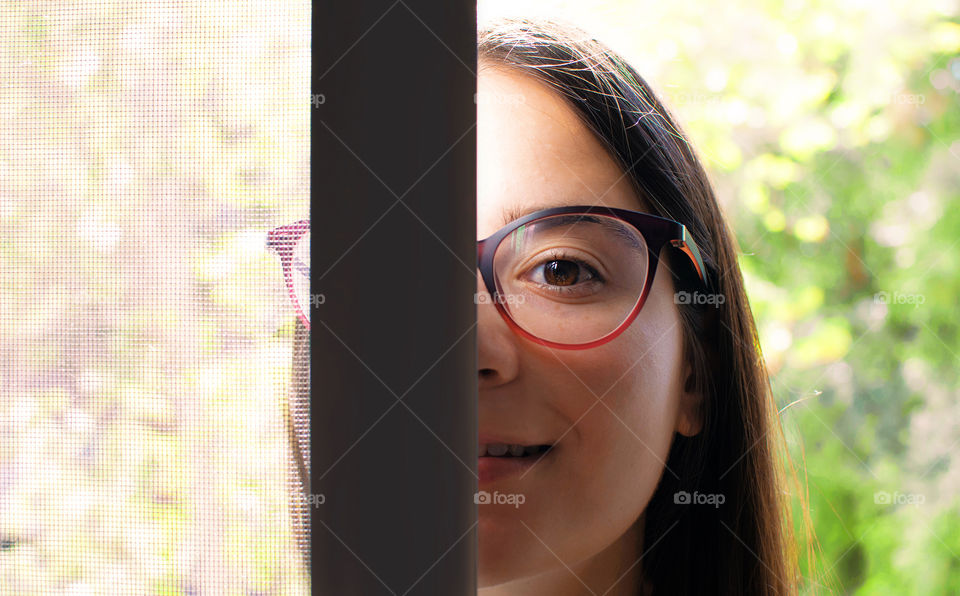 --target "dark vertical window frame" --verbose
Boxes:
[314,1,478,594]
